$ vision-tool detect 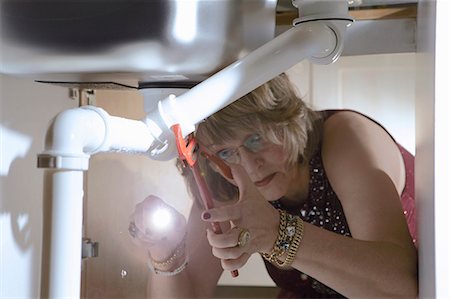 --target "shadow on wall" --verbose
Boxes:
[0,75,76,297]
[0,125,32,176]
[0,125,33,252]
[1,143,34,255]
